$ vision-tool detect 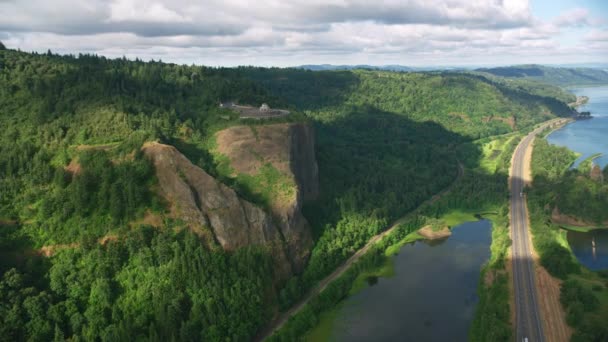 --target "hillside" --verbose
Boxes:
[241,68,574,138]
[0,49,576,341]
[476,65,608,87]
